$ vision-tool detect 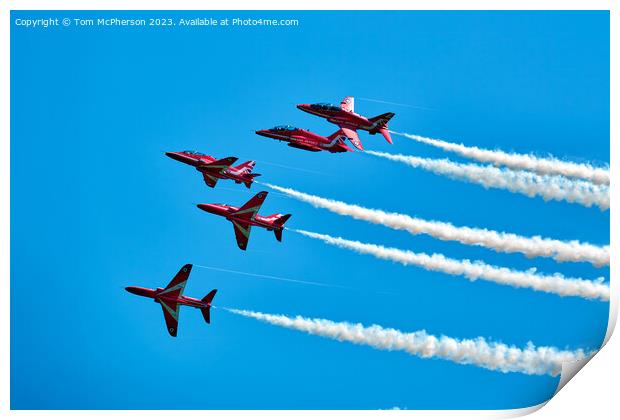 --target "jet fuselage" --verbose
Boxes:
[255,127,351,153]
[166,151,258,187]
[296,104,380,133]
[197,203,283,231]
[125,286,209,309]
